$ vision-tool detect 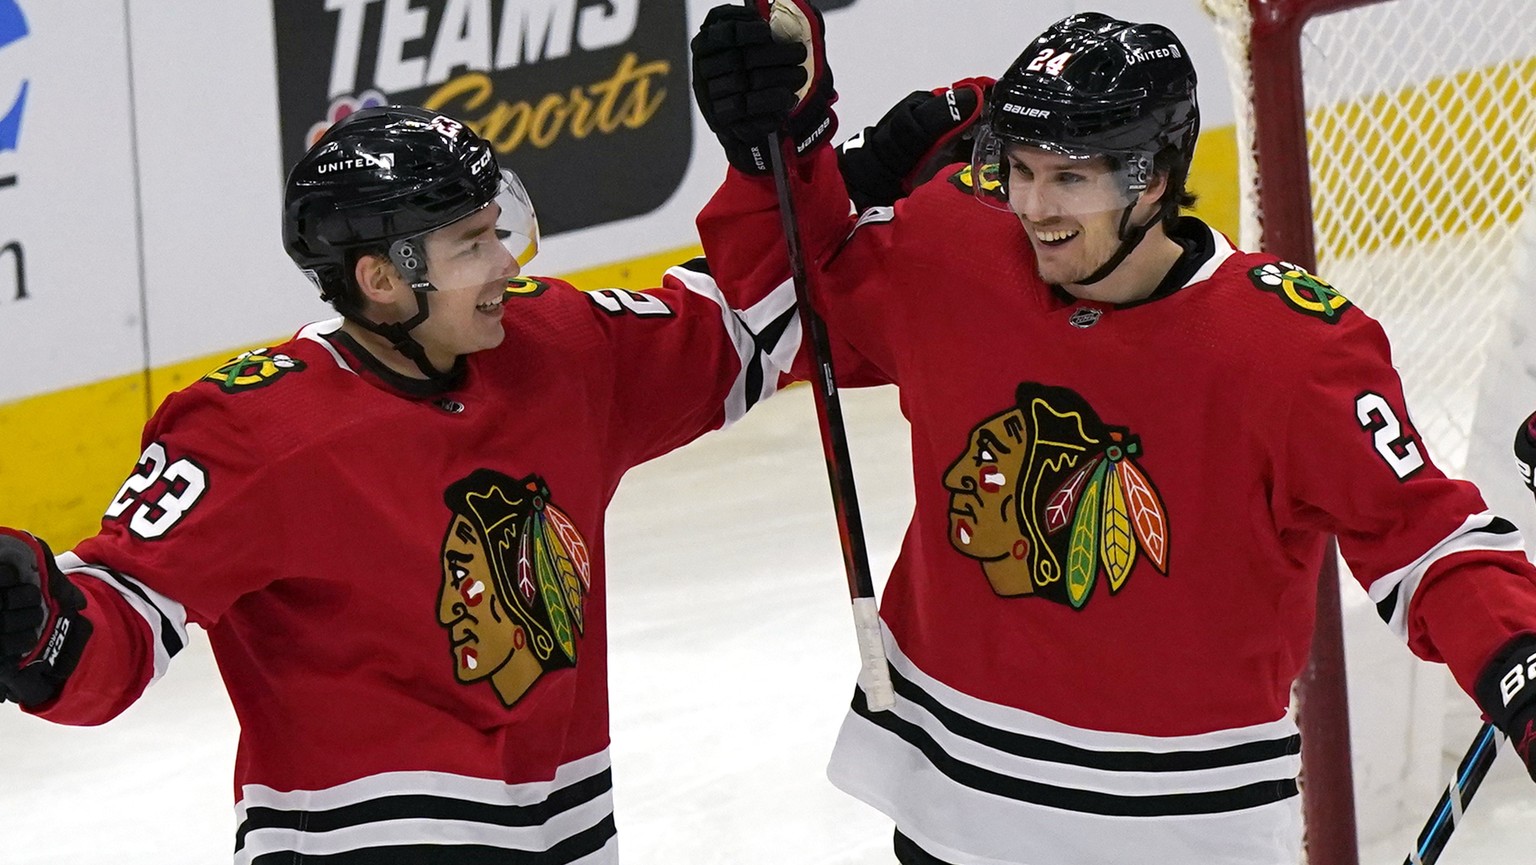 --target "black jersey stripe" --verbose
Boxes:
[1478,517,1519,536]
[91,565,185,660]
[247,814,616,864]
[1376,582,1402,625]
[1373,514,1524,628]
[852,687,1298,816]
[884,666,1299,772]
[236,769,612,853]
[741,305,797,414]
